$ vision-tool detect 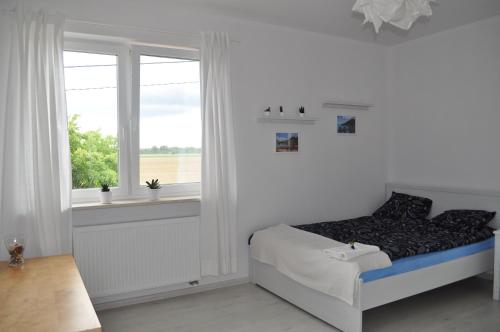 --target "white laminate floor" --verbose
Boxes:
[98,277,500,332]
